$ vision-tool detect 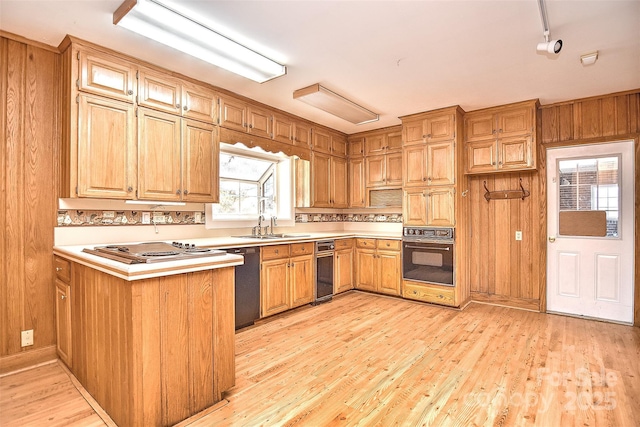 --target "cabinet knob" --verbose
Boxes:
[492,162,496,166]
[56,267,62,272]
[275,249,279,254]
[127,90,133,95]
[428,177,432,181]
[61,294,66,300]
[422,135,426,139]
[127,186,133,192]
[249,124,253,129]
[423,177,426,181]
[427,134,432,138]
[176,189,181,195]
[175,103,181,109]
[184,189,189,195]
[183,105,188,111]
